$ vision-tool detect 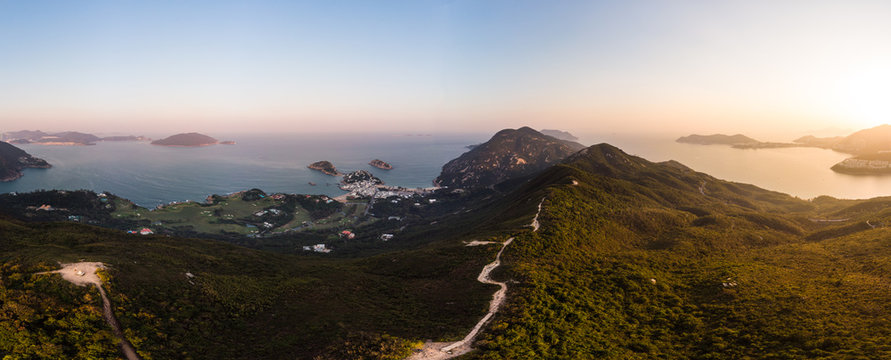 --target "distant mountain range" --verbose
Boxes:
[539,129,579,142]
[1,130,147,145]
[435,126,585,188]
[0,141,50,181]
